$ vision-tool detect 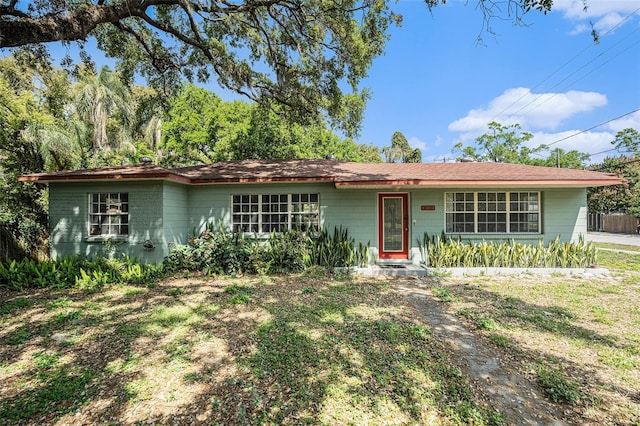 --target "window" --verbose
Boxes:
[232,193,319,233]
[445,192,539,233]
[89,193,129,236]
[445,192,475,233]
